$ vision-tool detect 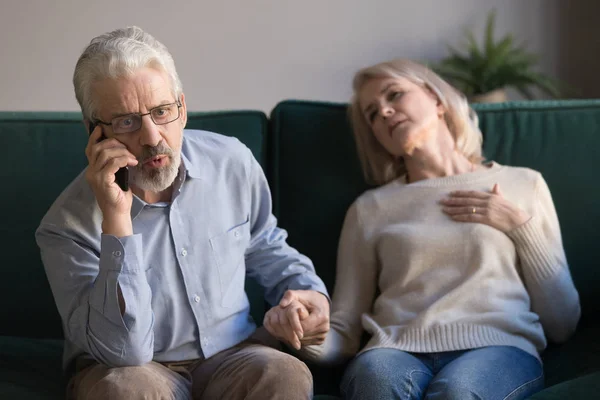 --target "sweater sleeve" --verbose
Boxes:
[507,173,581,343]
[297,200,378,365]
